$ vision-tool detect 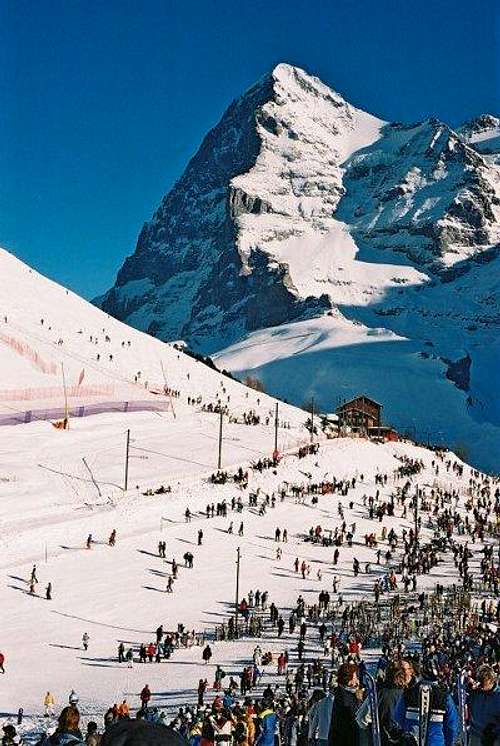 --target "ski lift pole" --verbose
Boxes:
[310,396,315,443]
[217,410,223,470]
[235,547,241,638]
[274,402,279,454]
[124,429,130,491]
